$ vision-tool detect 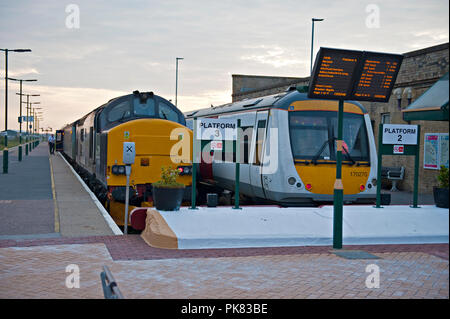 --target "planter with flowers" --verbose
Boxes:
[433,165,449,208]
[152,166,185,211]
